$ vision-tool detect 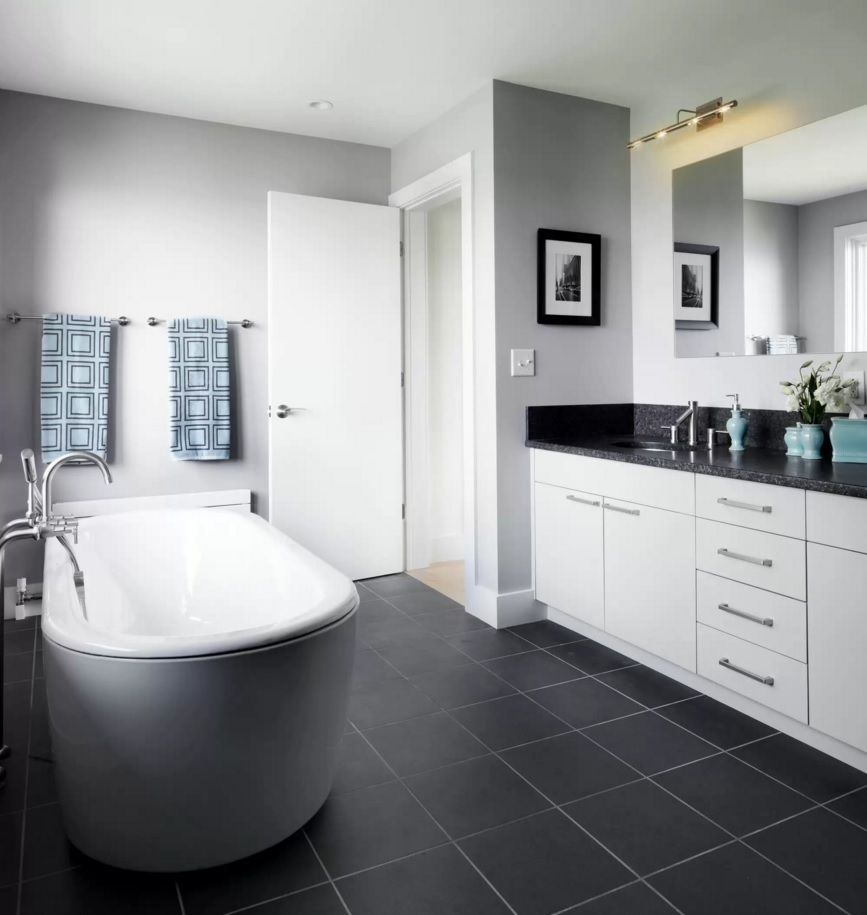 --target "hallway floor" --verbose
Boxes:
[408,559,465,604]
[3,576,867,913]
